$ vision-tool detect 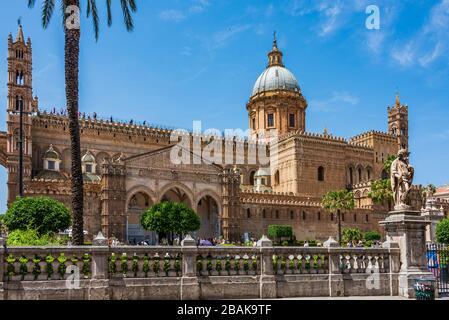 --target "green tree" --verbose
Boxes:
[321,189,355,243]
[342,228,363,245]
[368,179,393,211]
[383,155,397,175]
[436,219,449,244]
[28,0,137,245]
[3,197,71,235]
[364,230,381,242]
[268,225,293,243]
[141,201,200,244]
